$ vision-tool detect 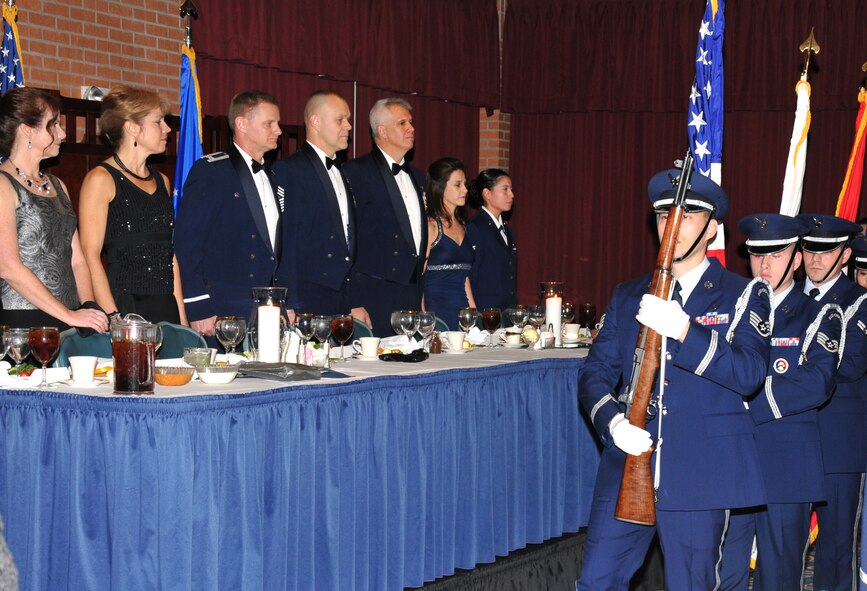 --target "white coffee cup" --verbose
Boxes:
[564,323,581,340]
[352,337,381,358]
[502,332,522,345]
[69,355,98,384]
[442,331,465,351]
